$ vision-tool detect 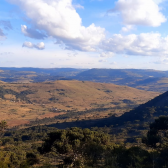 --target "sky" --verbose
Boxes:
[1,0,168,70]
